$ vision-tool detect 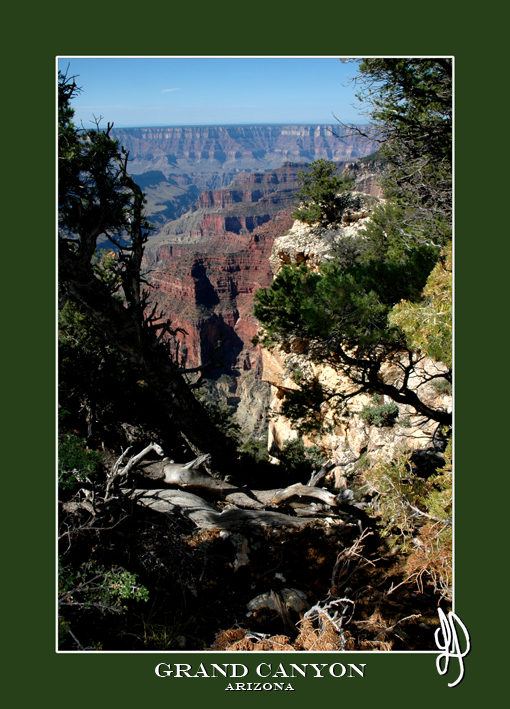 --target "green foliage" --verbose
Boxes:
[254,59,452,435]
[59,560,149,607]
[58,559,149,648]
[125,602,208,651]
[240,439,270,463]
[58,68,155,329]
[359,395,399,427]
[206,400,243,445]
[363,451,428,547]
[390,242,452,367]
[279,378,330,436]
[426,445,452,522]
[58,422,102,490]
[365,453,424,547]
[356,202,415,263]
[277,438,326,482]
[430,377,452,396]
[357,148,387,166]
[353,58,452,243]
[363,441,452,600]
[292,158,354,226]
[290,366,303,384]
[254,251,434,355]
[58,299,101,356]
[58,298,155,445]
[59,71,153,253]
[364,443,452,545]
[253,245,450,431]
[92,249,123,296]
